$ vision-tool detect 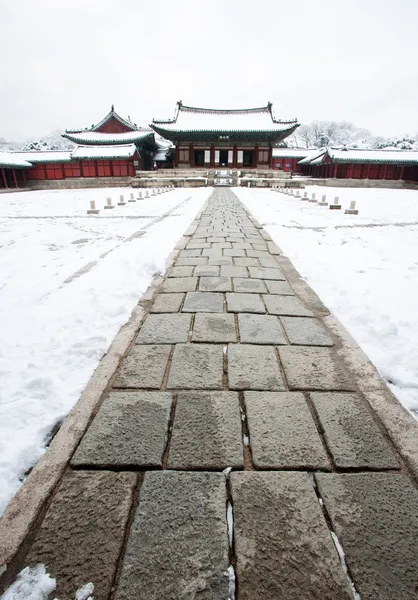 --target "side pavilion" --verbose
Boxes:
[151,101,299,169]
[63,105,157,170]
